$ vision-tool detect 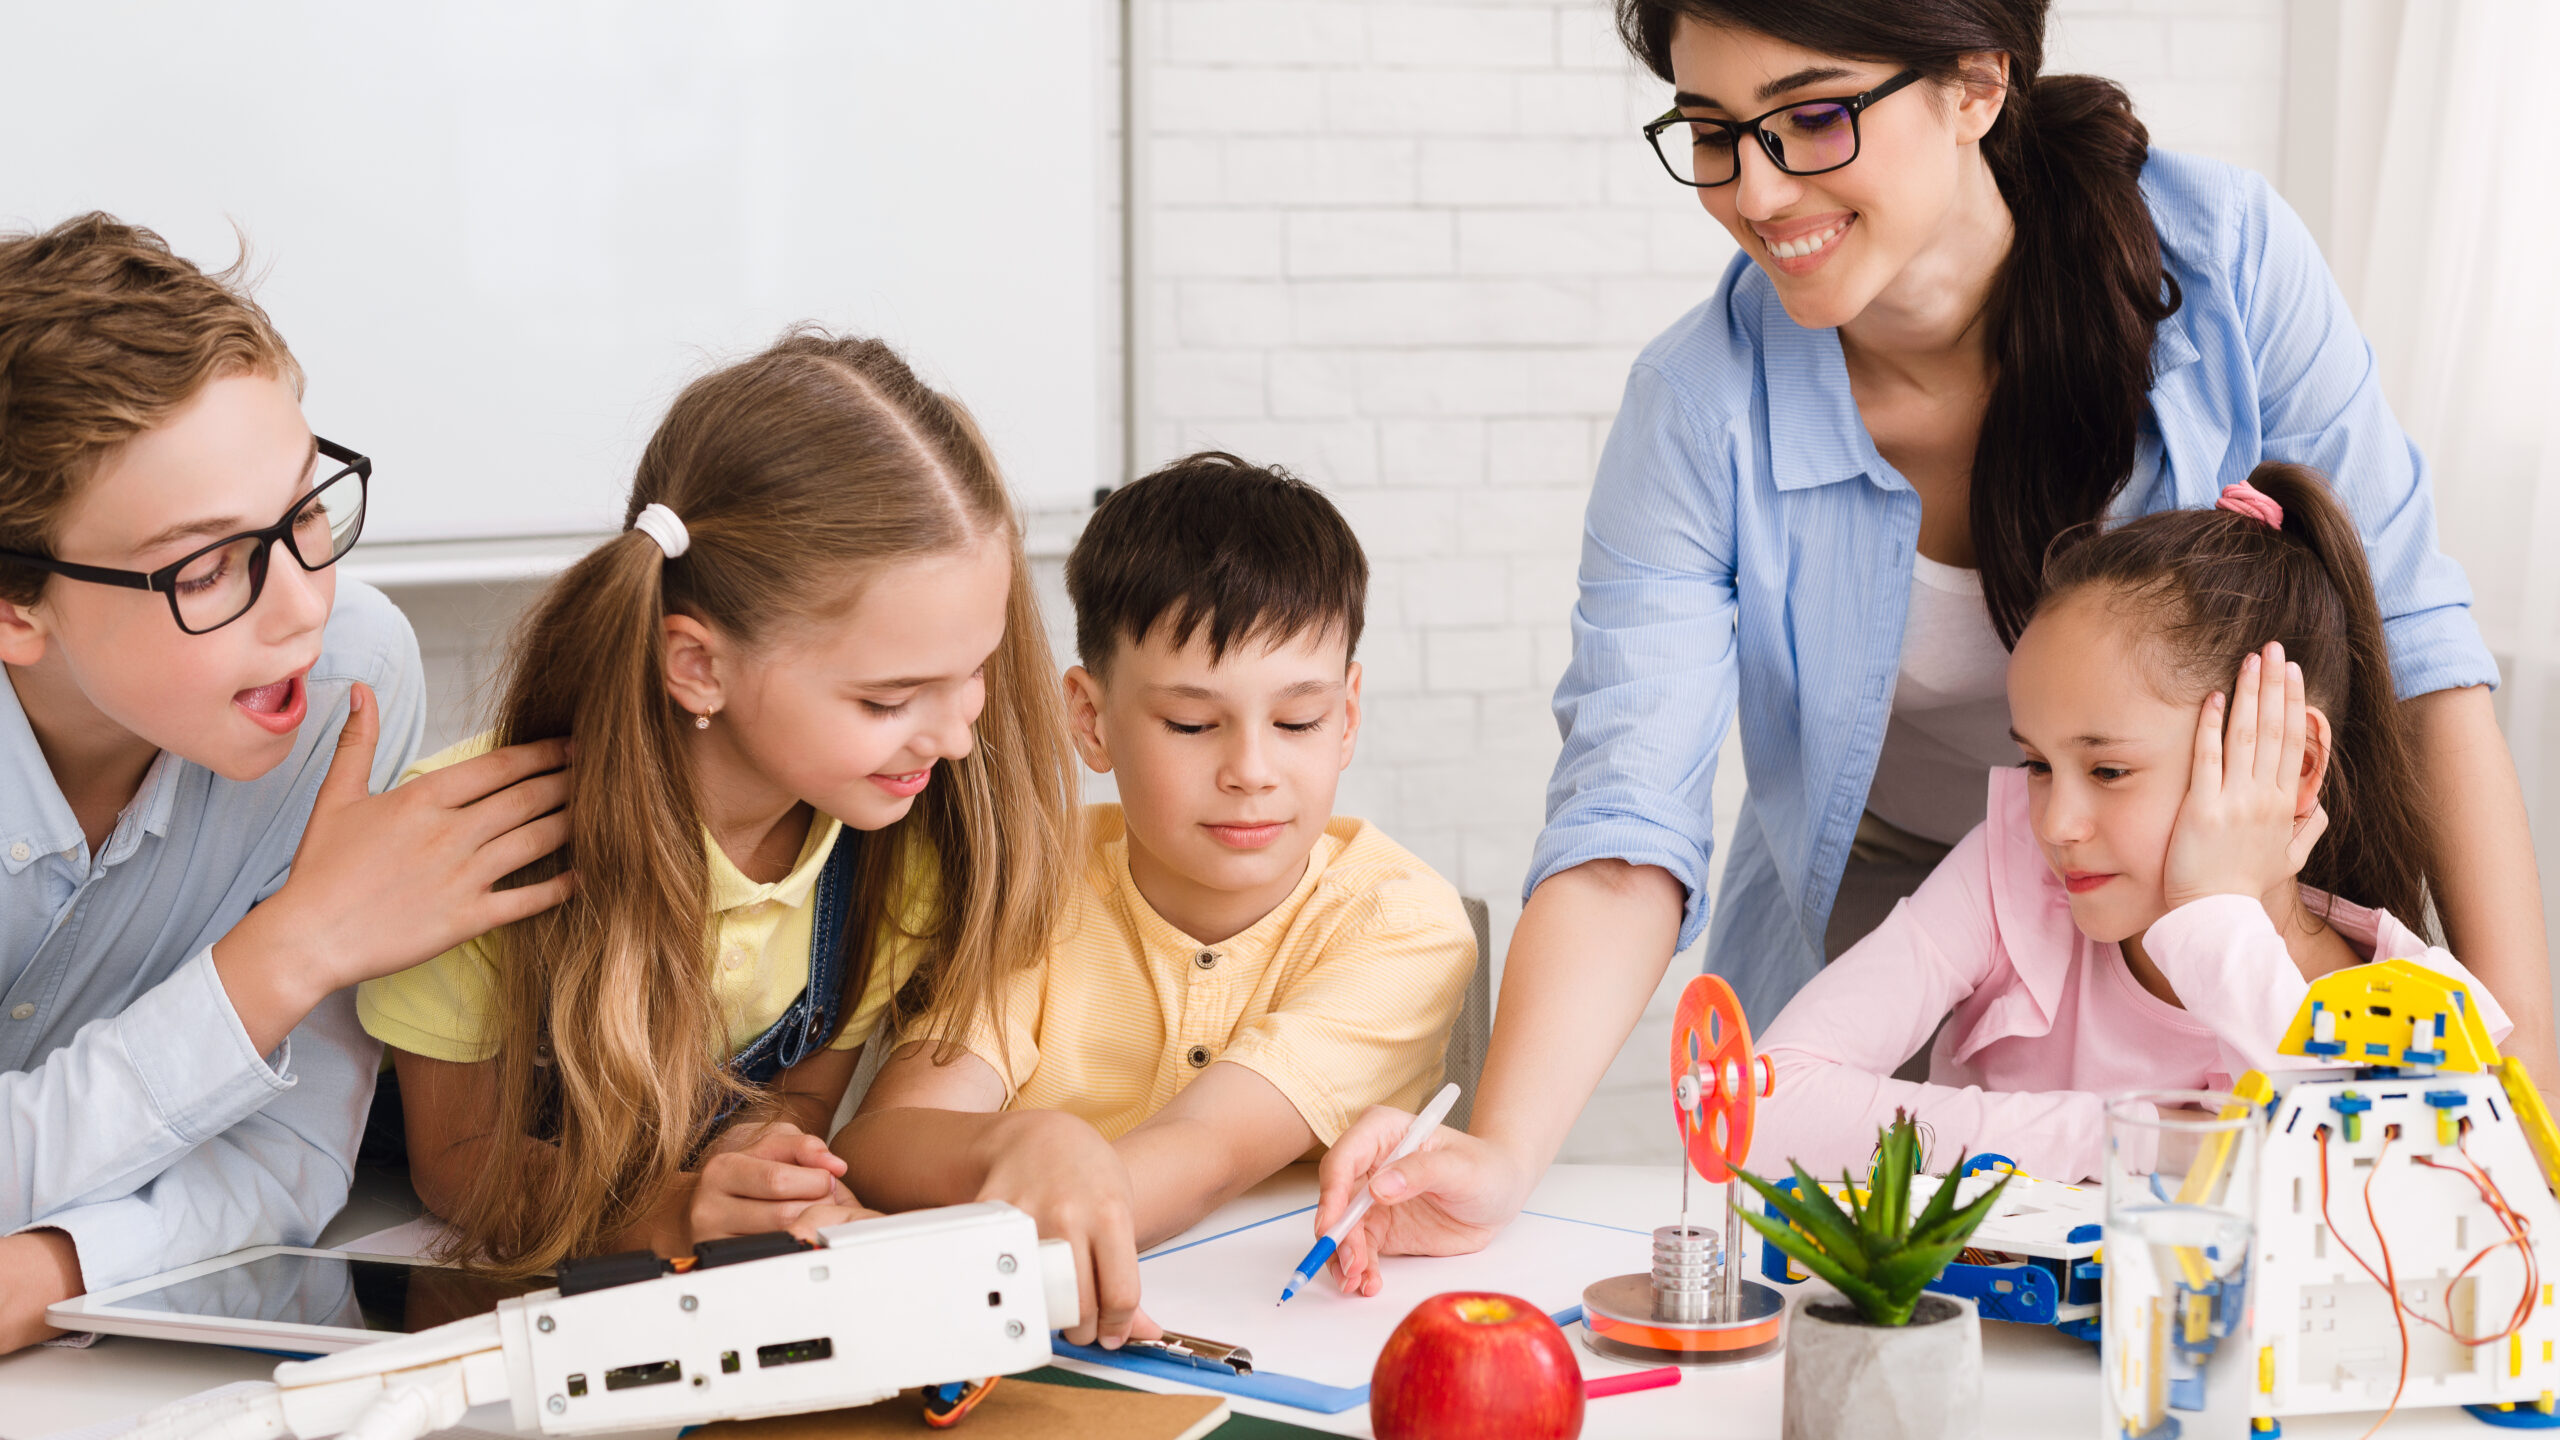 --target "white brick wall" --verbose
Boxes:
[1138,2,1722,936]
[395,0,2293,1165]
[2048,0,2287,180]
